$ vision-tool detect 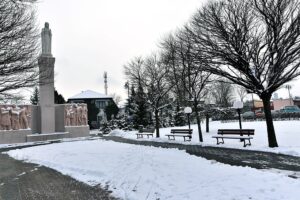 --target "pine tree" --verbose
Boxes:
[54,89,66,104]
[105,102,119,121]
[174,104,186,126]
[30,87,39,105]
[134,84,150,127]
